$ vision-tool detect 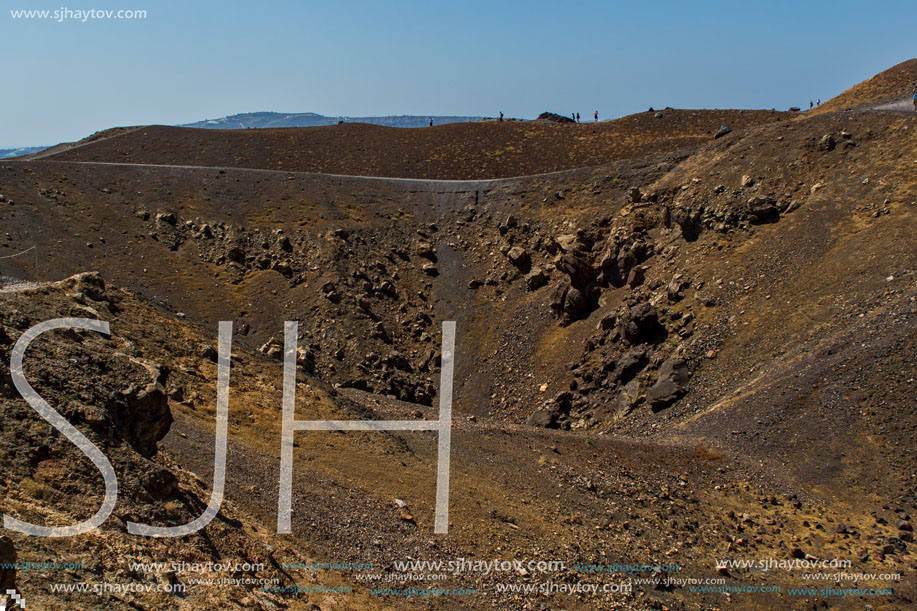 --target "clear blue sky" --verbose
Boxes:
[2,0,914,146]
